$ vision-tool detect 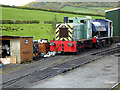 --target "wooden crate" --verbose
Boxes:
[39,43,50,53]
